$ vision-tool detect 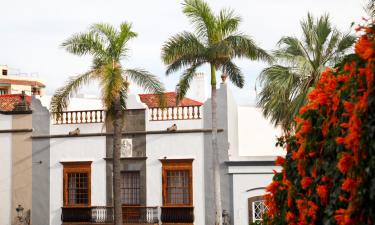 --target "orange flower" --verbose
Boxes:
[266,181,279,194]
[335,208,353,225]
[338,74,350,82]
[337,153,354,174]
[343,101,355,113]
[297,161,306,176]
[336,137,345,144]
[316,185,329,205]
[341,178,355,192]
[355,36,374,60]
[275,156,285,166]
[299,105,310,114]
[300,120,312,134]
[286,211,295,222]
[301,177,313,189]
[322,176,331,183]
